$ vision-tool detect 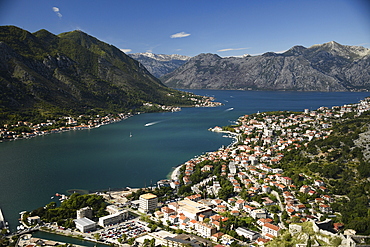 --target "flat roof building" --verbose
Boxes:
[74,217,96,232]
[235,227,260,240]
[139,193,158,213]
[77,206,93,219]
[98,210,128,227]
[168,200,212,221]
